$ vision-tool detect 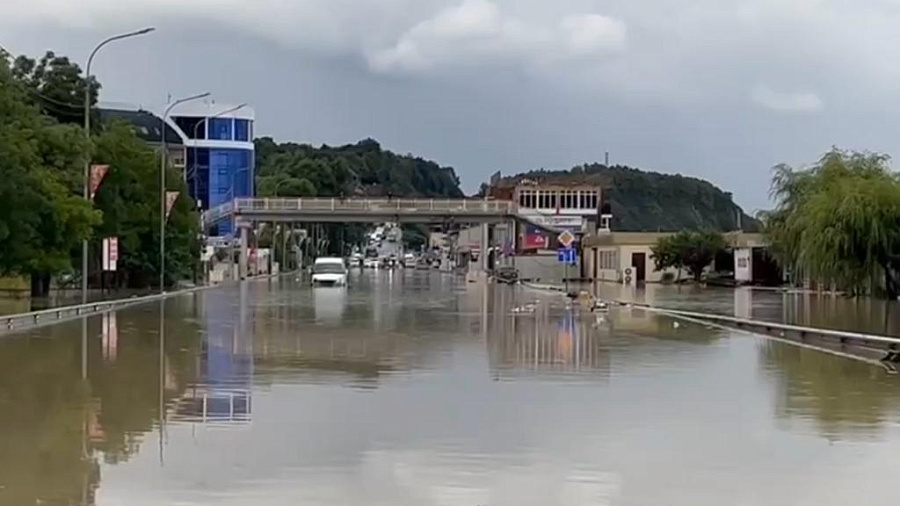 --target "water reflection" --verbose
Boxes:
[314,285,348,324]
[488,309,610,377]
[2,274,900,505]
[596,281,900,336]
[760,339,900,440]
[171,286,254,425]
